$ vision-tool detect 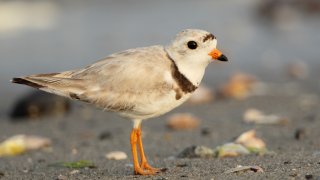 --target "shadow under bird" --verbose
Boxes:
[12,29,228,175]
